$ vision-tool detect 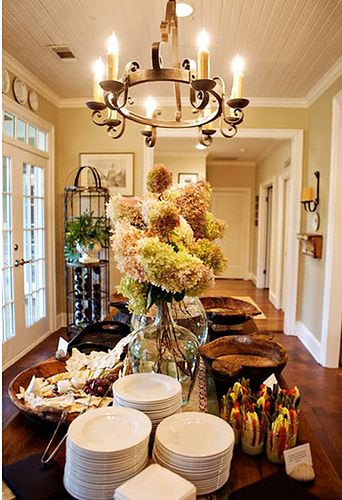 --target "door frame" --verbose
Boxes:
[143,128,303,336]
[212,187,251,280]
[321,90,342,367]
[2,96,56,369]
[256,178,276,294]
[274,169,291,310]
